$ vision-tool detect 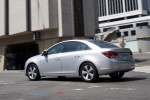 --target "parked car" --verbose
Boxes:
[25,39,135,82]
